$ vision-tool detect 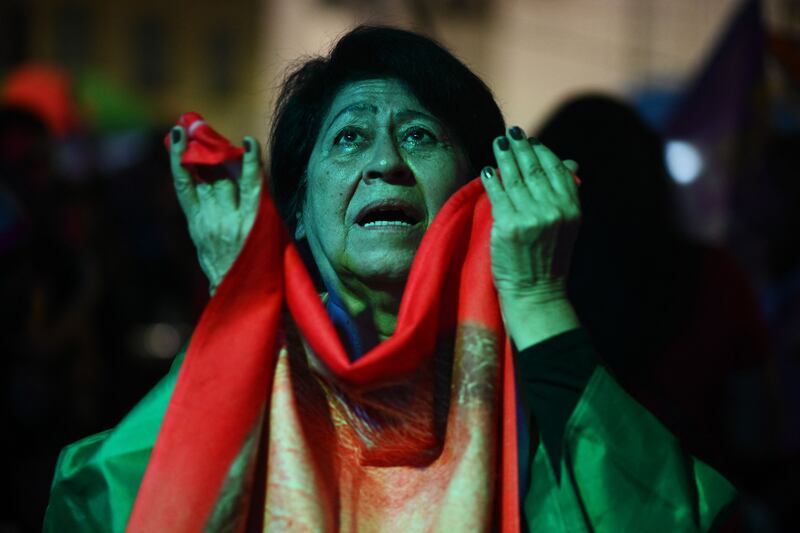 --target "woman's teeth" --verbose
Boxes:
[363,220,414,227]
